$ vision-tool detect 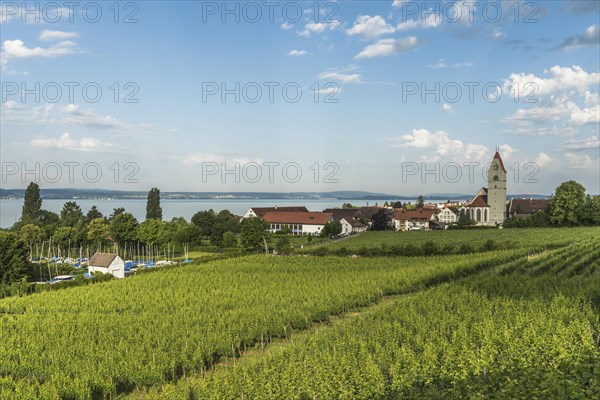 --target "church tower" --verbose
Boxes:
[487,149,507,226]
